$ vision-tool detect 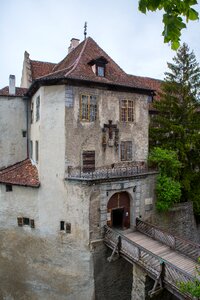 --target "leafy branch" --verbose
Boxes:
[138,0,199,49]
